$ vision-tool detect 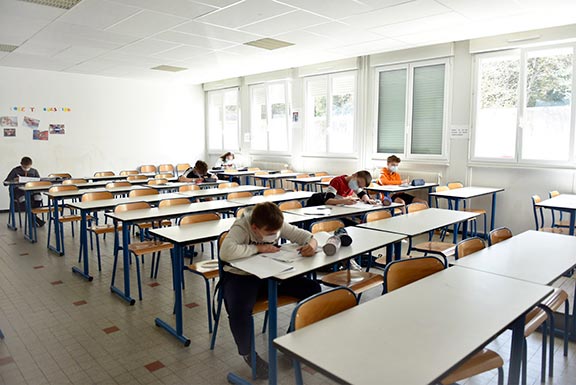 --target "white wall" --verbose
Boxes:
[0,67,204,210]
